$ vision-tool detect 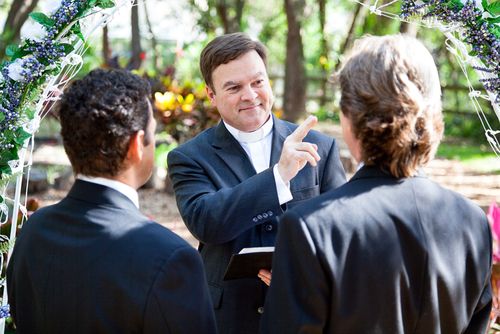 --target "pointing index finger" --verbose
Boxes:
[289,115,318,142]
